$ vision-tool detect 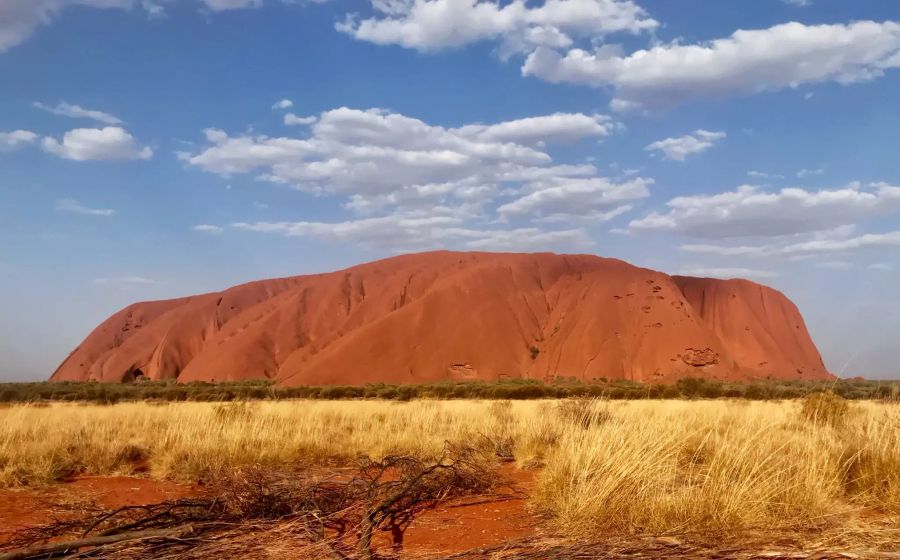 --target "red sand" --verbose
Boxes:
[51,251,831,385]
[373,464,539,555]
[394,496,536,554]
[0,477,200,543]
[0,470,540,556]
